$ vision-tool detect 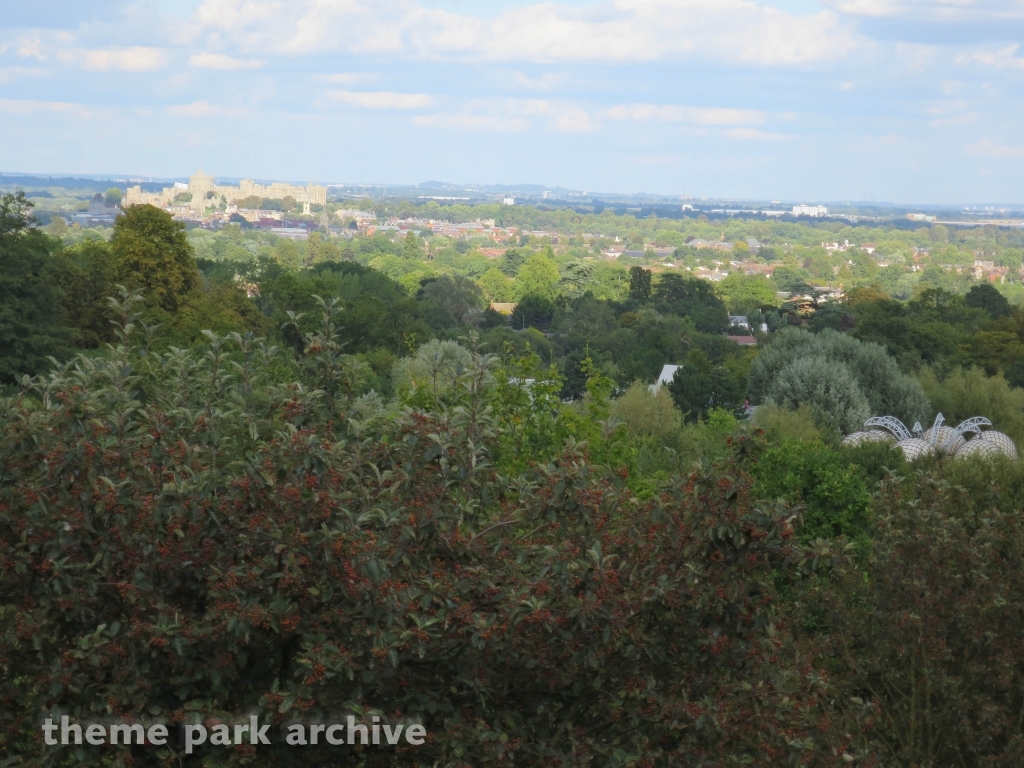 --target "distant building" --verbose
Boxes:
[727,335,758,346]
[907,213,937,222]
[792,204,829,217]
[125,170,327,212]
[502,196,515,206]
[70,192,119,226]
